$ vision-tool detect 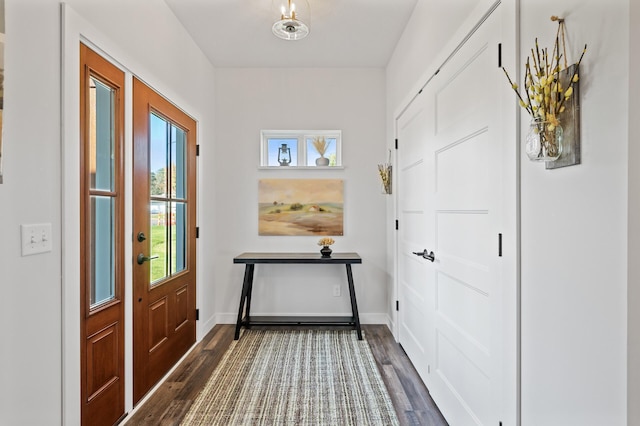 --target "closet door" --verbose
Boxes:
[396,6,511,425]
